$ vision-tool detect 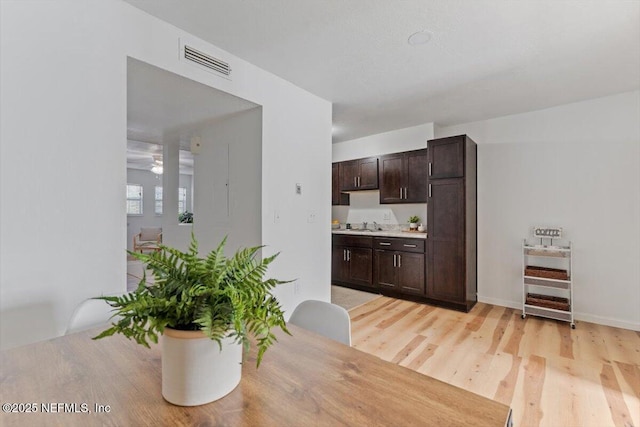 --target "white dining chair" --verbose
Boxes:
[65,297,119,335]
[289,300,352,346]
